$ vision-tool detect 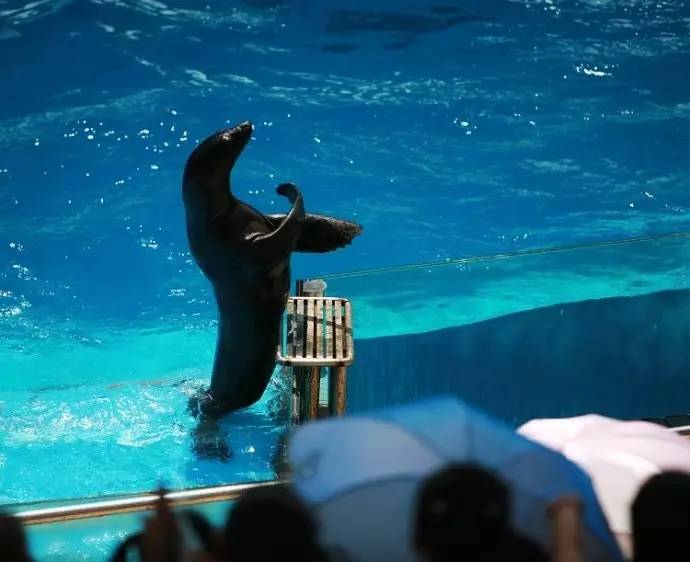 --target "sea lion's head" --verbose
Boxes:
[182,121,254,216]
